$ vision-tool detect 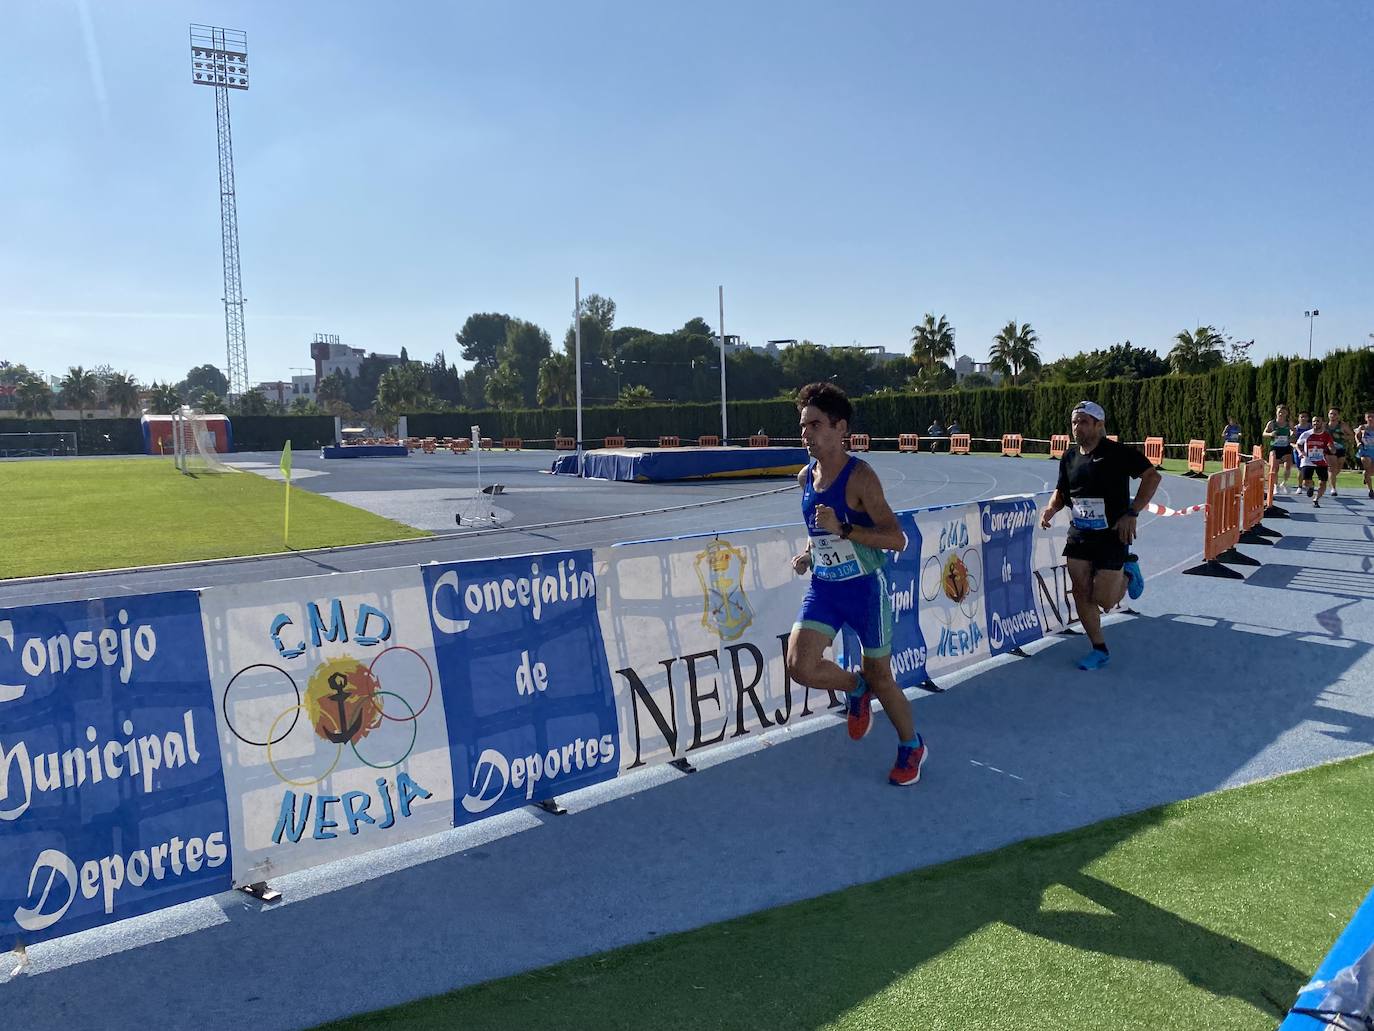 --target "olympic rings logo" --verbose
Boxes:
[221,645,435,787]
[919,547,983,622]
